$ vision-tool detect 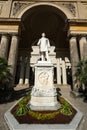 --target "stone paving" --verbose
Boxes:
[0,85,87,130]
